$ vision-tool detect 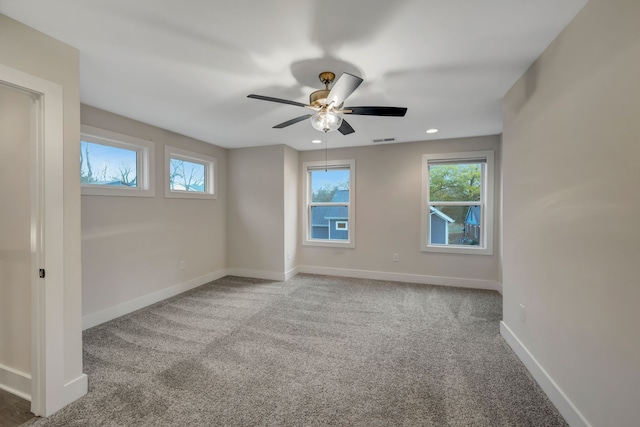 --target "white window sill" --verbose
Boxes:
[423,244,493,255]
[303,239,355,249]
[164,190,217,200]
